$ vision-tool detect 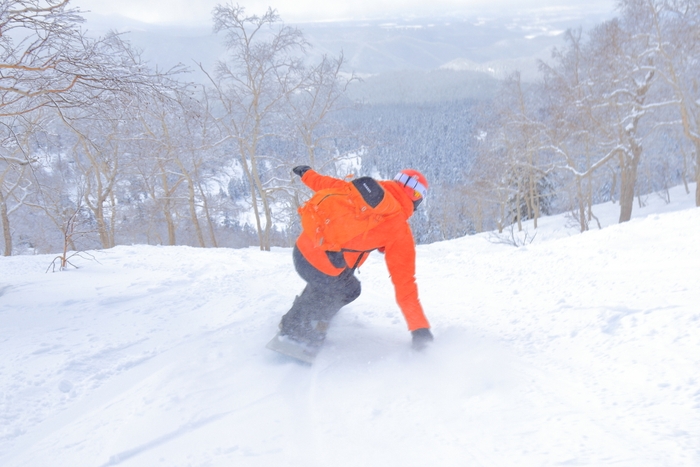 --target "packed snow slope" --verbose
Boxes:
[1,185,699,467]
